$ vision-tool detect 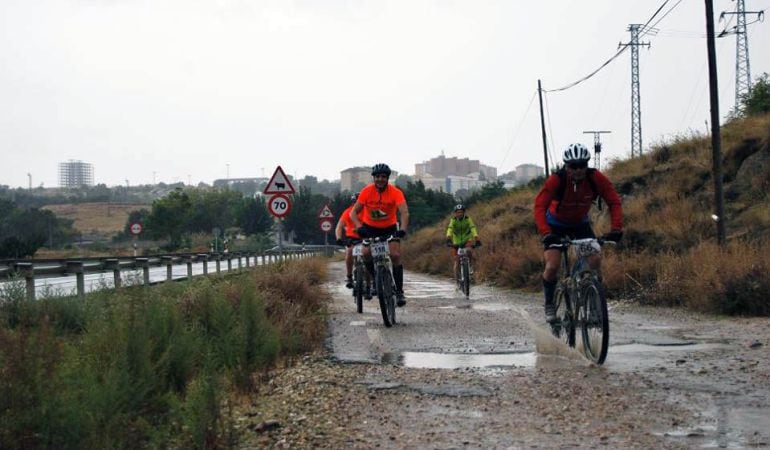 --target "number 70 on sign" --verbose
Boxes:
[267,194,292,218]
